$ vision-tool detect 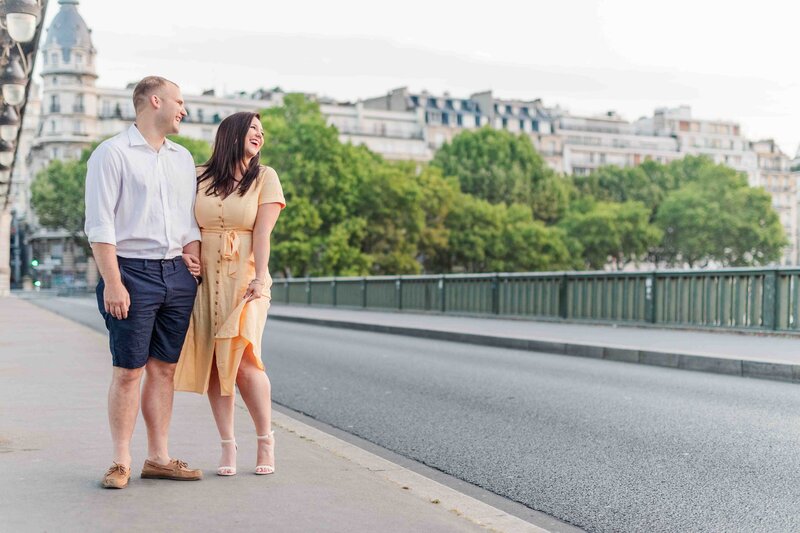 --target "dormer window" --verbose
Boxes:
[76,53,83,64]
